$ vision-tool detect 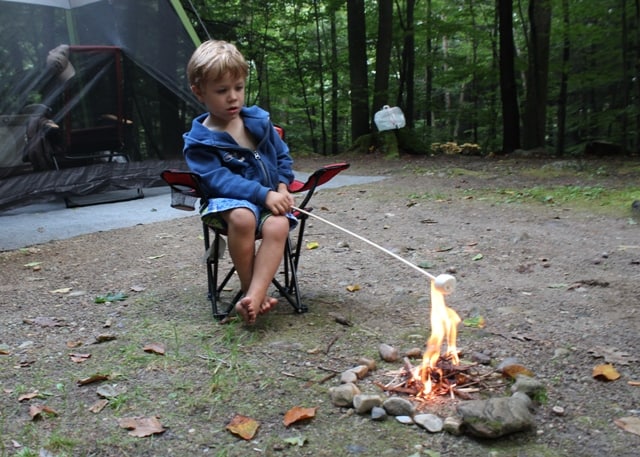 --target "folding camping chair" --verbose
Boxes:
[161,155,349,321]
